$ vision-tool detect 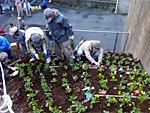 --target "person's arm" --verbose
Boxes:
[60,17,74,37]
[83,47,97,64]
[98,48,103,63]
[0,40,8,51]
[42,35,48,53]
